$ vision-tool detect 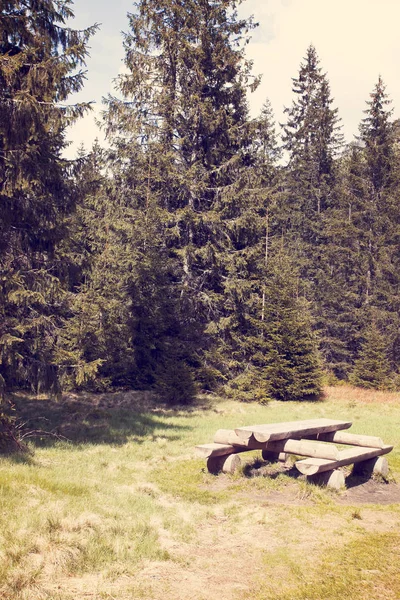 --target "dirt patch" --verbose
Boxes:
[136,494,400,600]
[339,478,400,505]
[205,460,400,506]
[133,469,400,600]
